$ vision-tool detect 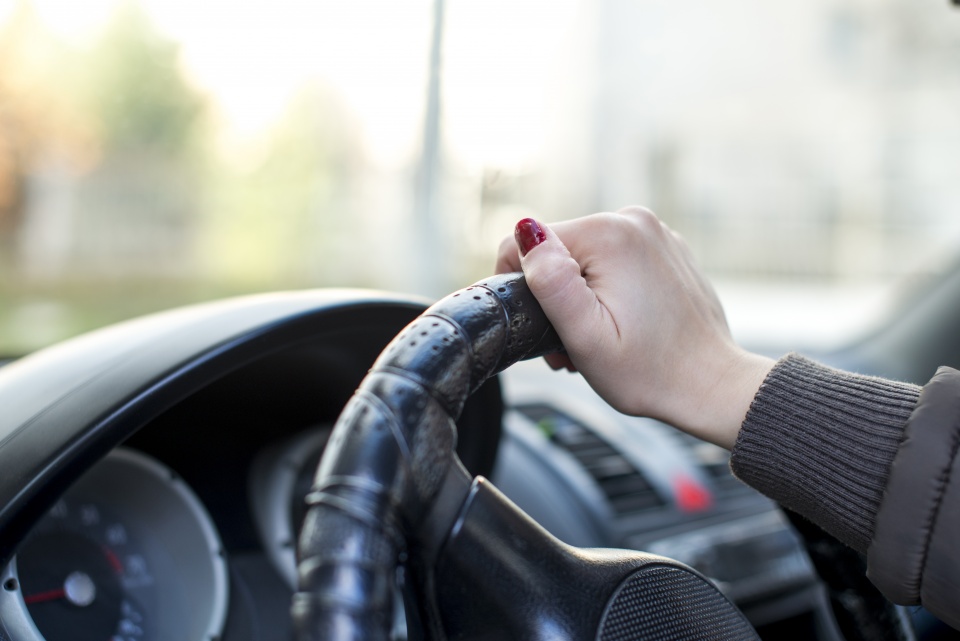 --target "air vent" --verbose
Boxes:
[679,433,754,499]
[516,404,666,517]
